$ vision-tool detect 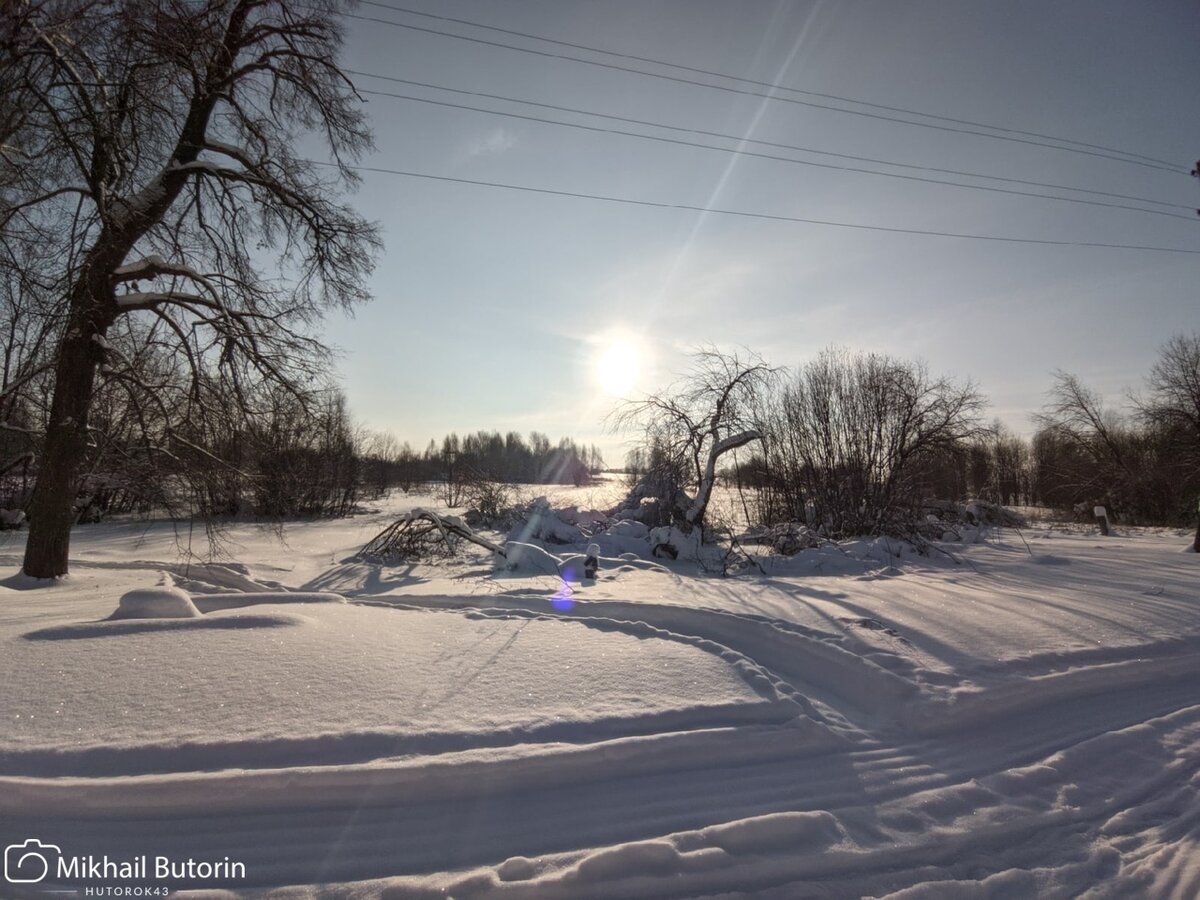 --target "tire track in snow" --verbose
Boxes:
[359,592,922,728]
[5,591,1198,894]
[8,701,1198,894]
